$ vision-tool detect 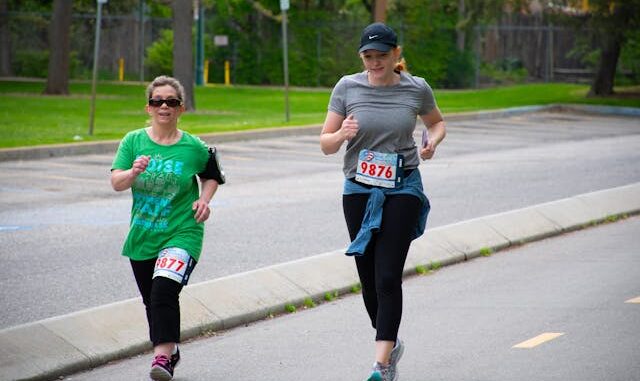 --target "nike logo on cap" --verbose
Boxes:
[368,35,378,39]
